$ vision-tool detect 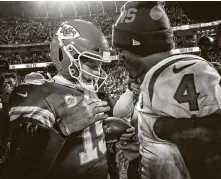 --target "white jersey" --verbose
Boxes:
[137,54,221,178]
